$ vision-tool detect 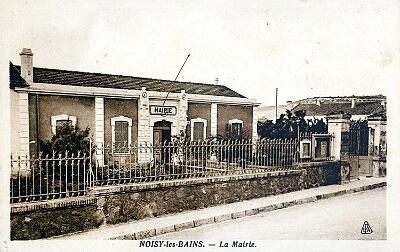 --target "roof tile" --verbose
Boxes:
[10,64,245,98]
